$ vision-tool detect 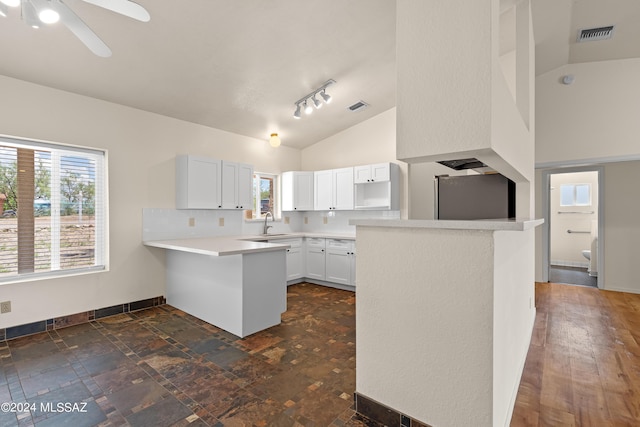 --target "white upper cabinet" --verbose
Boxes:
[281,171,314,211]
[354,163,391,183]
[221,161,253,210]
[354,162,400,210]
[176,155,222,209]
[314,167,354,211]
